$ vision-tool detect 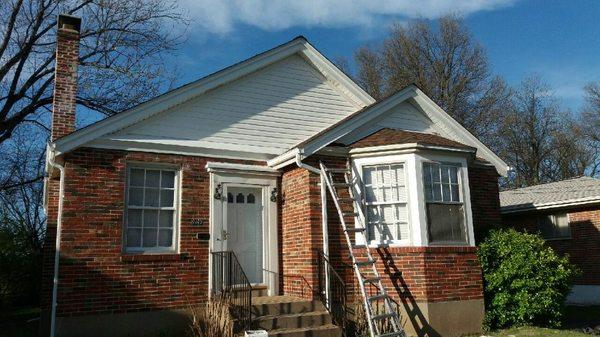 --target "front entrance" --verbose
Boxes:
[224,186,263,284]
[208,163,279,296]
